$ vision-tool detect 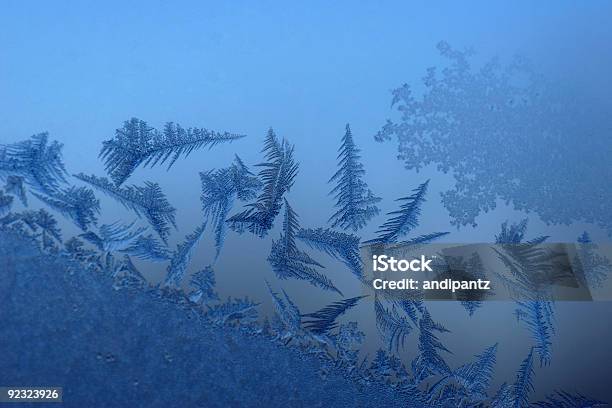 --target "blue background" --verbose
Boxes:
[2,0,612,403]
